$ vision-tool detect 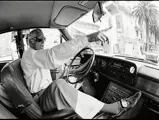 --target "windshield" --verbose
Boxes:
[67,1,159,65]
